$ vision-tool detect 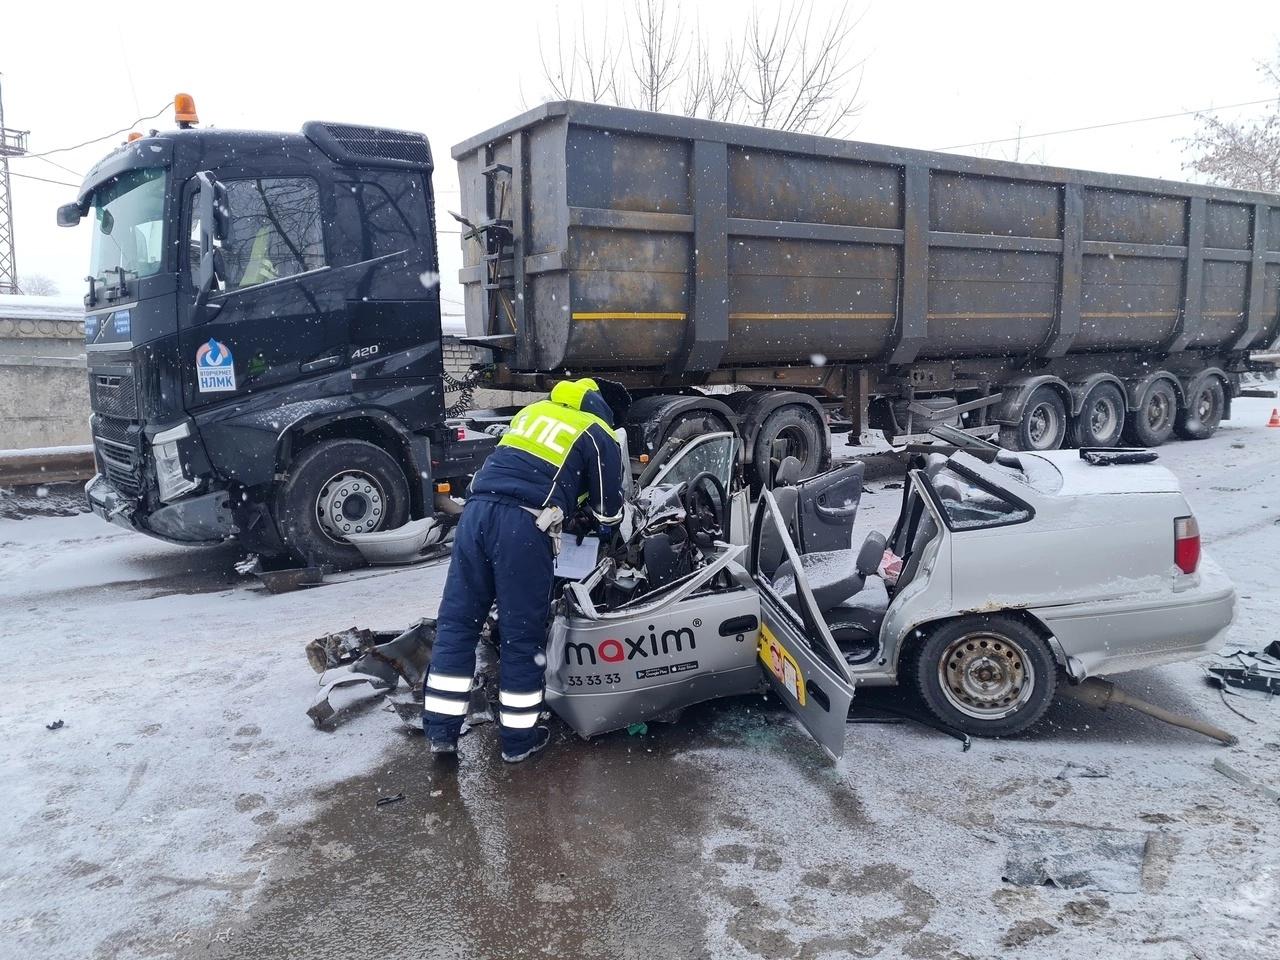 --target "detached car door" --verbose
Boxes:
[748,490,856,760]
